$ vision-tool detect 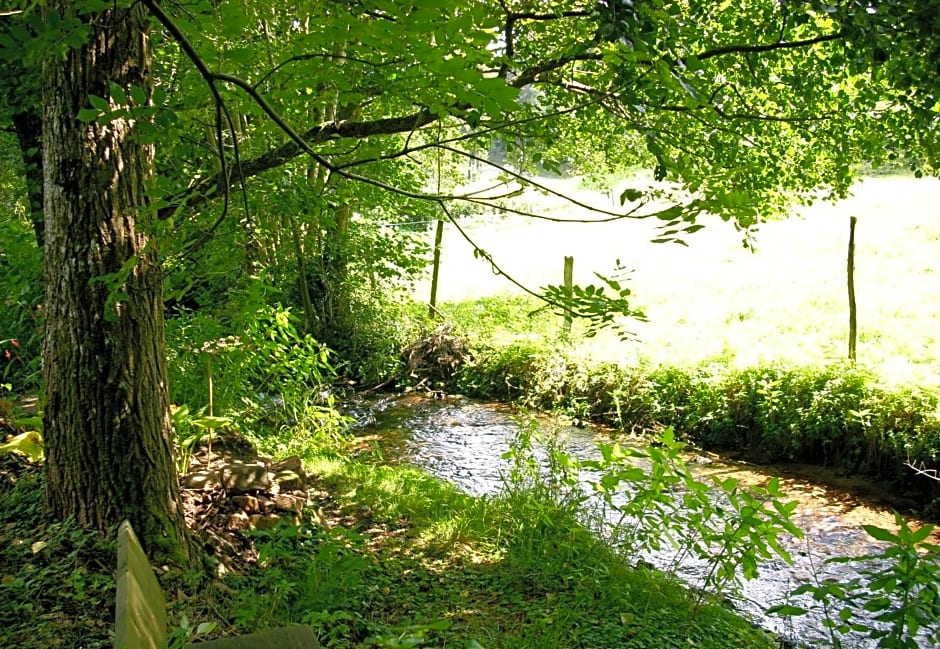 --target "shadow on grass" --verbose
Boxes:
[216,456,778,649]
[0,448,777,649]
[0,456,115,649]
